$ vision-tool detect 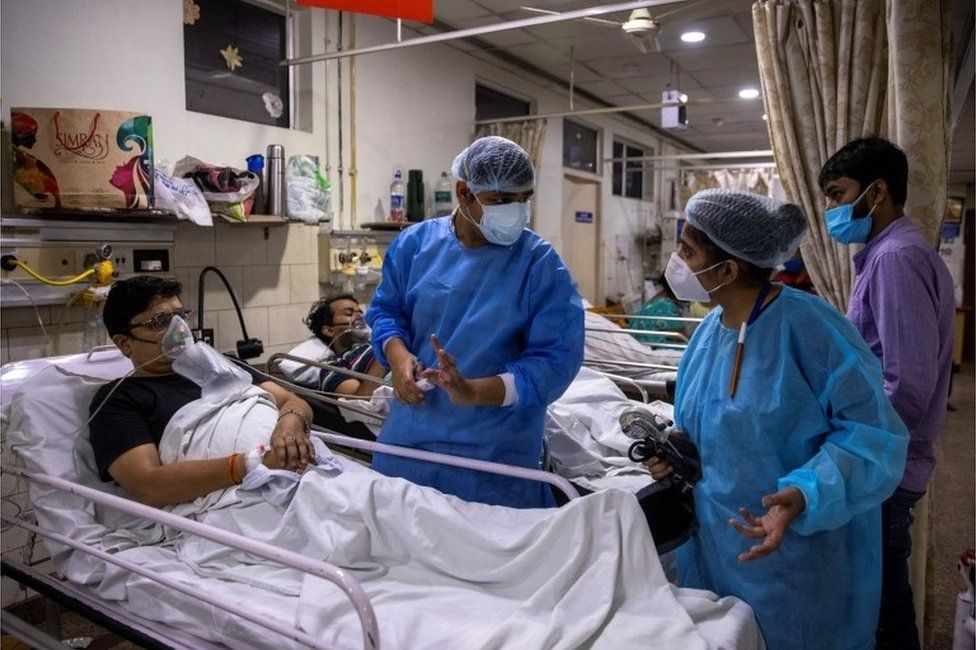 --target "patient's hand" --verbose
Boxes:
[269,416,315,472]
